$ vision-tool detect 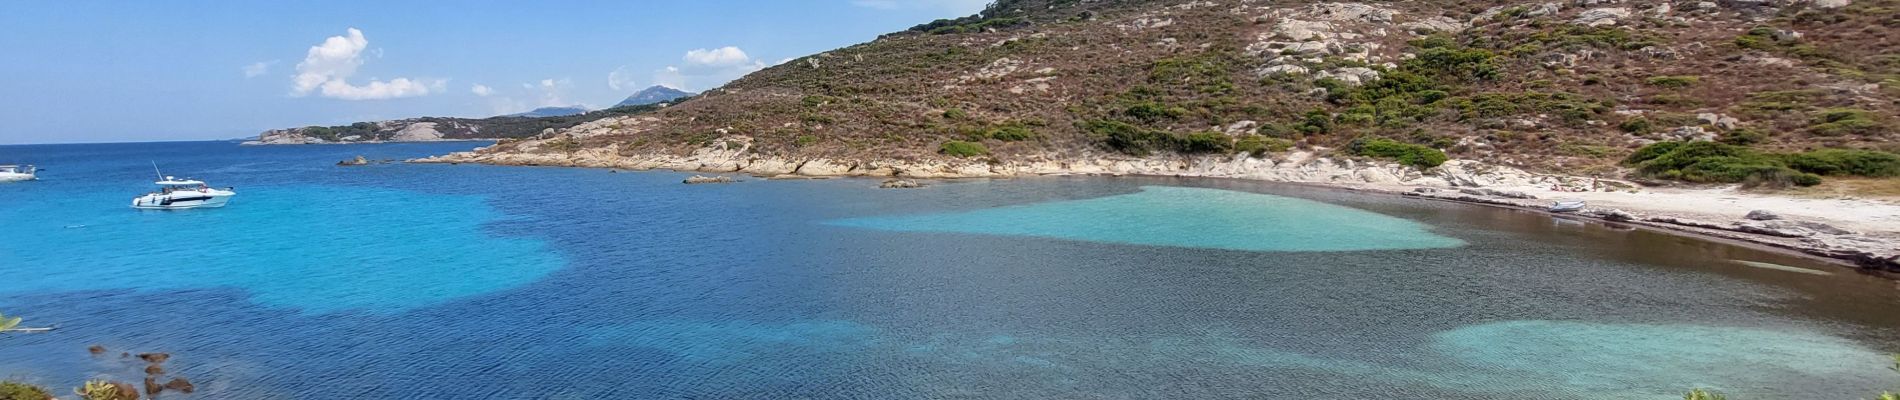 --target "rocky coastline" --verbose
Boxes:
[414,142,1900,275]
